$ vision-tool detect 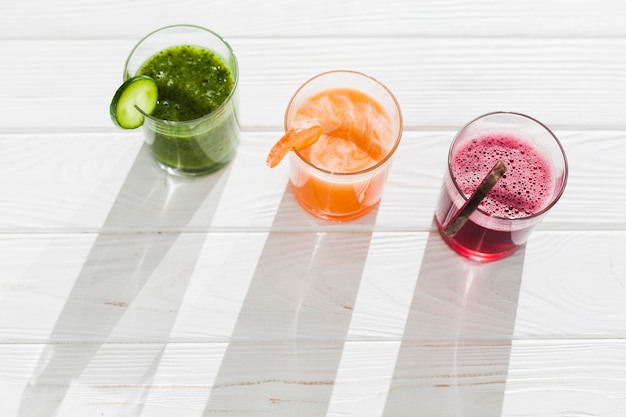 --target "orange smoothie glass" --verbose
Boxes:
[284,70,403,221]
